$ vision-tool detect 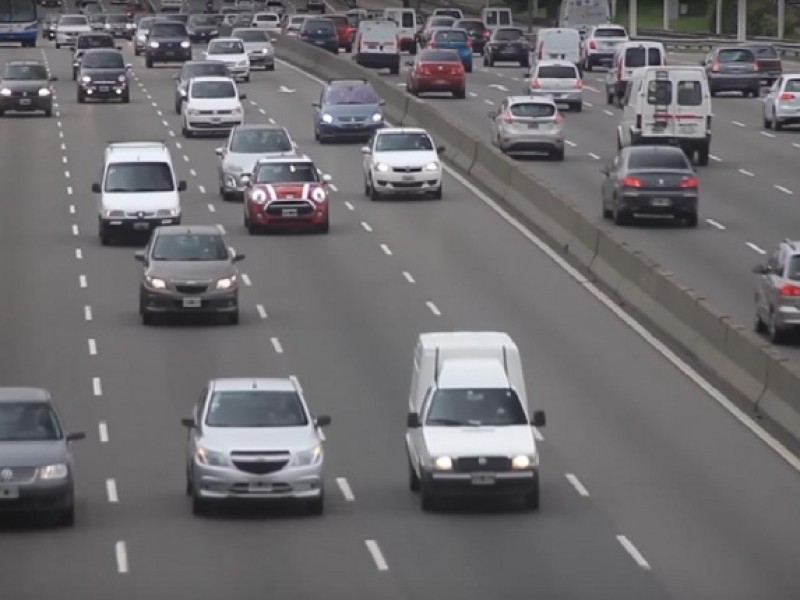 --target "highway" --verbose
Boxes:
[0,4,800,598]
